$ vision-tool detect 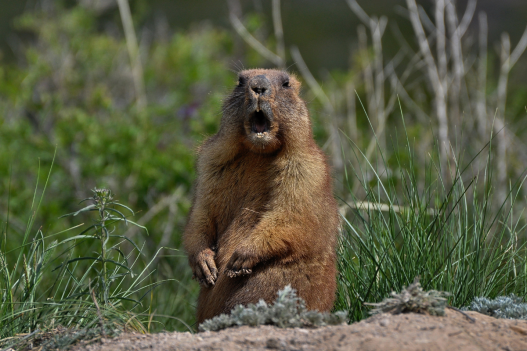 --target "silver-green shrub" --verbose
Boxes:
[464,295,527,320]
[199,285,347,332]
